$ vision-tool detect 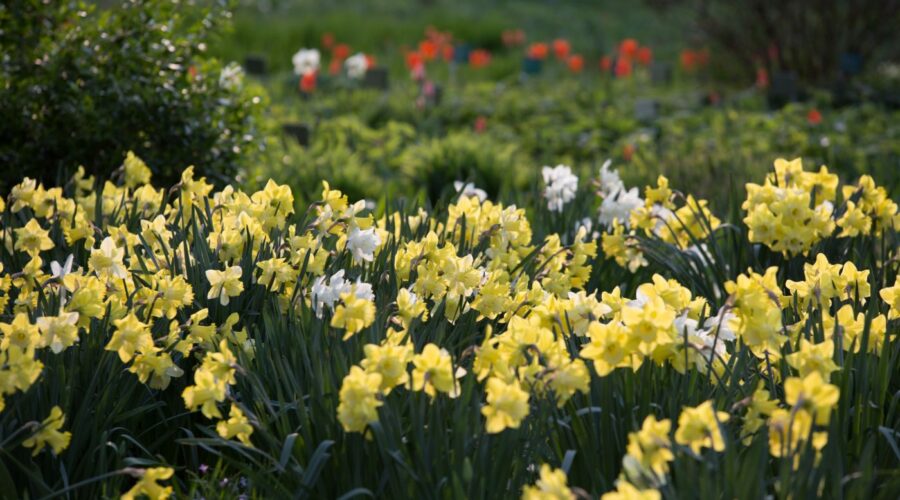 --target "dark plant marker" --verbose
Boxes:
[839,52,863,77]
[453,43,471,64]
[282,123,310,147]
[363,67,389,90]
[650,61,672,85]
[635,98,659,122]
[243,55,268,76]
[767,71,800,109]
[522,57,542,75]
